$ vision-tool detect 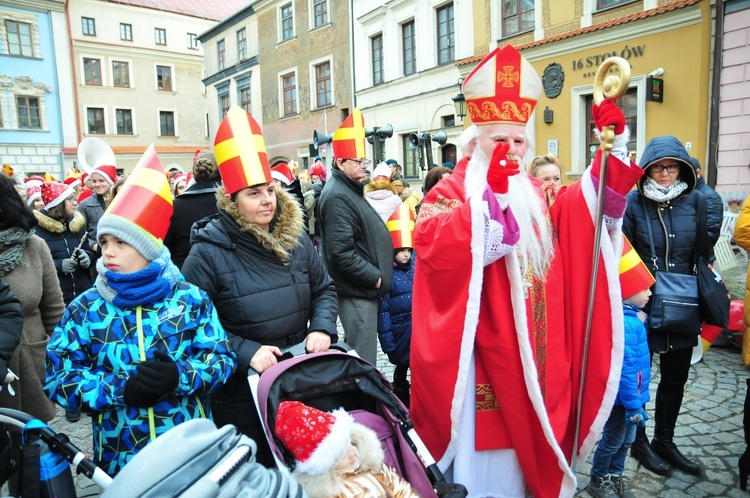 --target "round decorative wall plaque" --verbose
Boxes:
[542,62,564,99]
